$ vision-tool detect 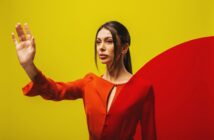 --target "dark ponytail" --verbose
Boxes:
[124,49,132,74]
